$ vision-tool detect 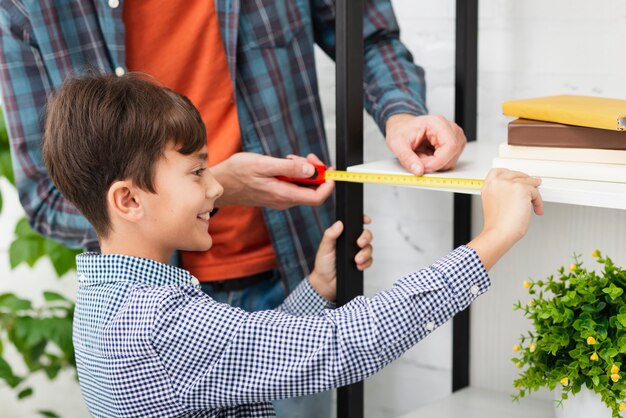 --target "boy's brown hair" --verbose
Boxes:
[42,73,206,238]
